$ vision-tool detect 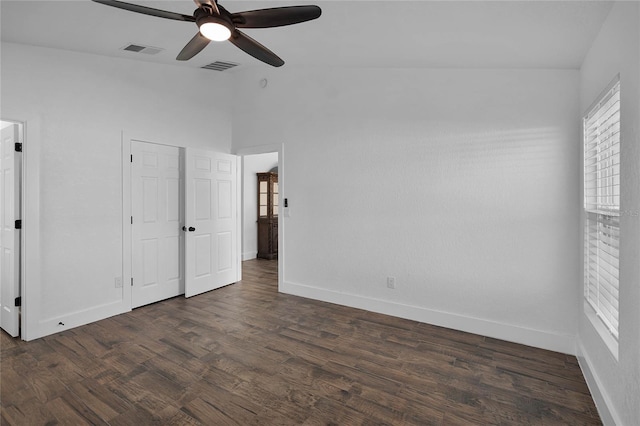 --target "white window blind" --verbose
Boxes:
[583,78,620,340]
